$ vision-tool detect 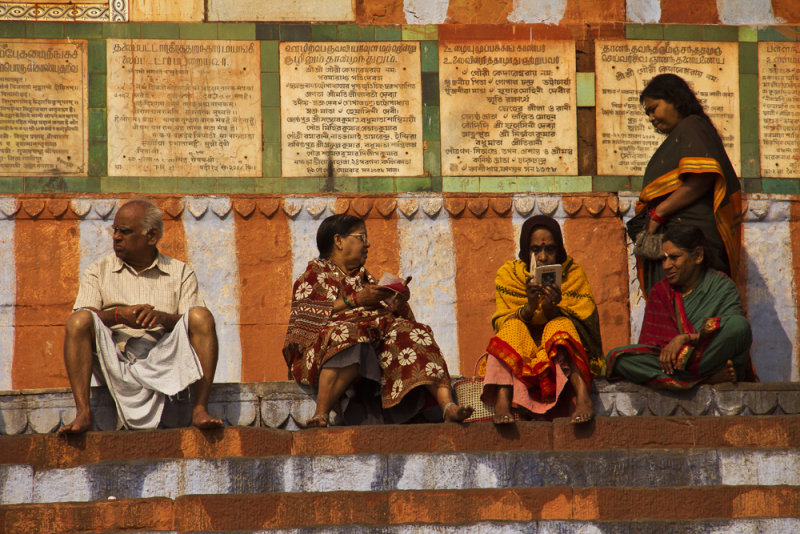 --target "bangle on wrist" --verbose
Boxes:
[648,208,668,225]
[342,294,356,309]
[114,307,120,323]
